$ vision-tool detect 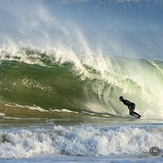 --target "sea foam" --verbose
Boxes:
[0,125,162,158]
